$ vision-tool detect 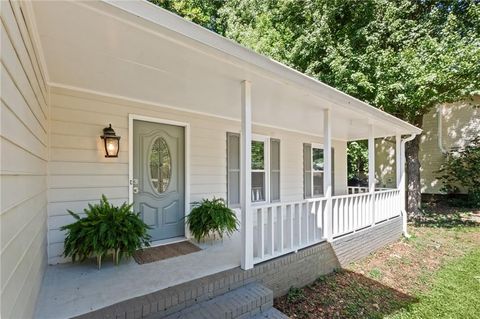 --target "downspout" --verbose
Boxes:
[400,134,417,238]
[437,105,448,154]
